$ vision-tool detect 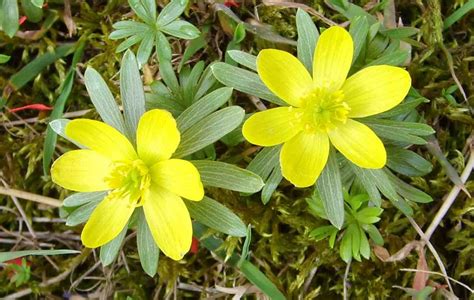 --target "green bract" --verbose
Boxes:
[109,0,200,66]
